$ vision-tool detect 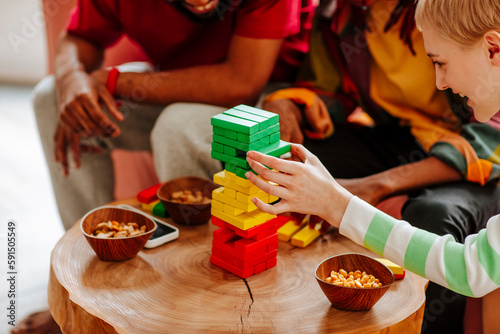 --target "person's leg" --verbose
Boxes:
[303,124,426,178]
[151,102,226,181]
[32,76,163,230]
[402,182,500,334]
